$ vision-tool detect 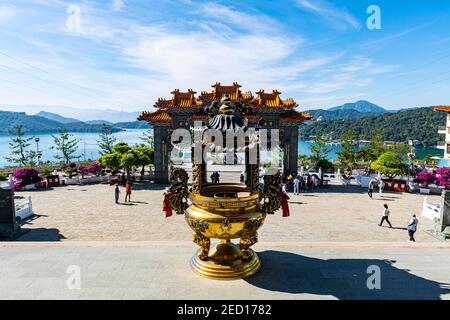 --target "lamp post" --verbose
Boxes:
[35,137,41,165]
